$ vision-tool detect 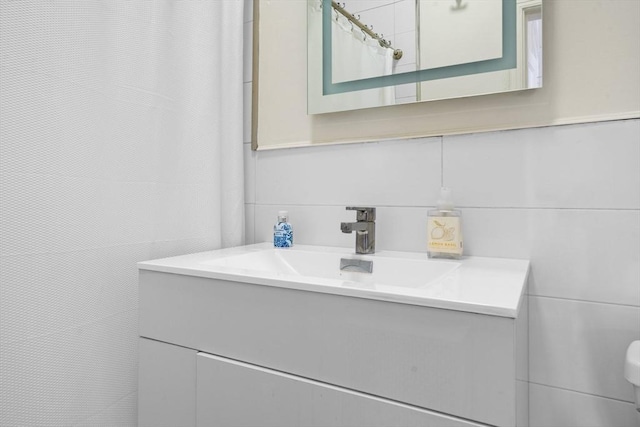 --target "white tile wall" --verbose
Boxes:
[529,383,639,427]
[244,7,640,426]
[255,137,441,206]
[529,296,640,402]
[393,63,418,103]
[463,208,640,306]
[394,0,416,34]
[246,117,640,427]
[393,30,416,69]
[443,120,640,209]
[357,4,395,40]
